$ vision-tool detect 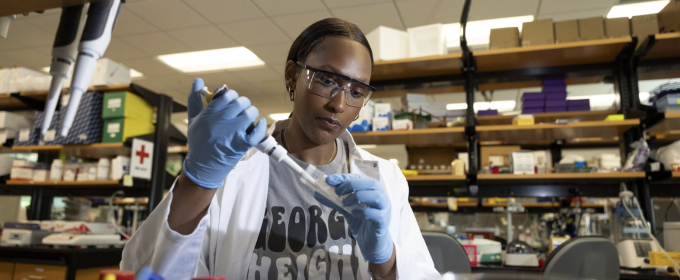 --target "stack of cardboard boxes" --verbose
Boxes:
[521,78,577,113]
[101,91,155,143]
